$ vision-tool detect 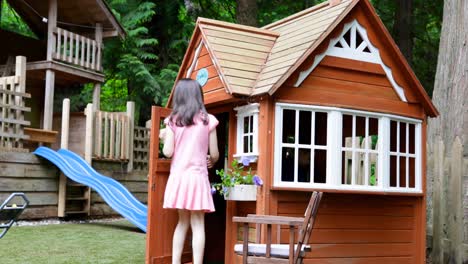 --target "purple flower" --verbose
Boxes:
[240,156,250,166]
[253,175,263,186]
[211,186,216,195]
[223,187,228,194]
